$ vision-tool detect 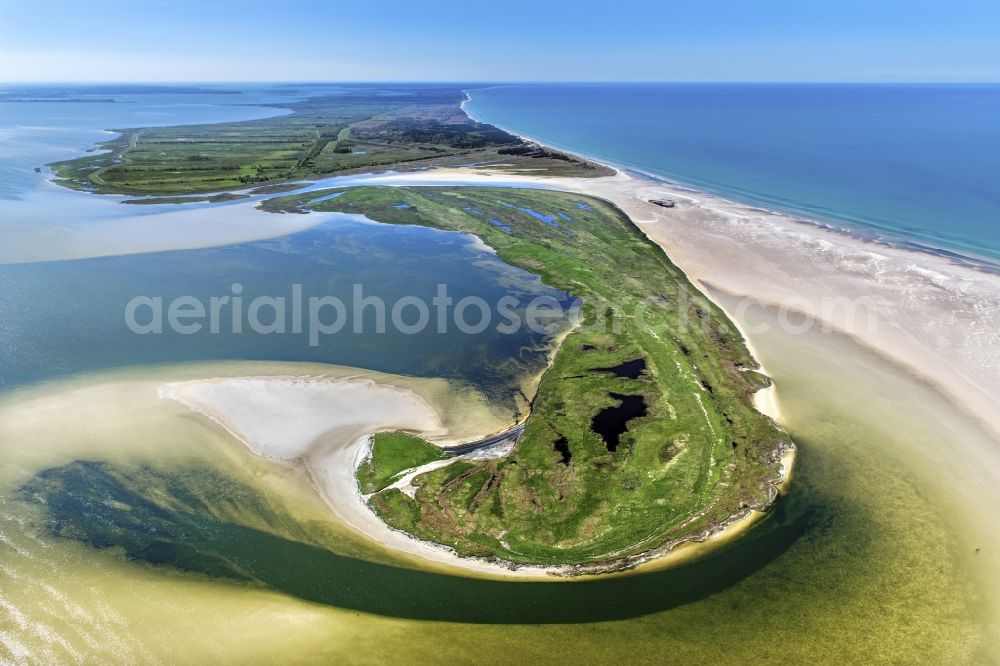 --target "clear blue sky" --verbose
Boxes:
[2,0,998,82]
